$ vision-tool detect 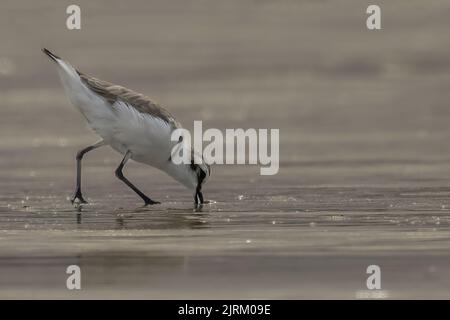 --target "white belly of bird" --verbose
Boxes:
[67,81,175,169]
[108,100,175,167]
